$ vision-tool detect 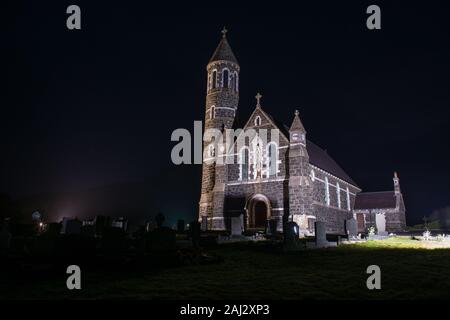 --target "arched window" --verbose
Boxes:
[210,106,215,119]
[239,147,249,180]
[324,177,330,206]
[234,72,239,92]
[254,116,261,126]
[230,73,234,91]
[336,182,341,208]
[346,187,351,211]
[267,142,278,177]
[222,69,229,88]
[212,70,217,89]
[251,136,264,179]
